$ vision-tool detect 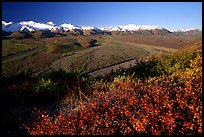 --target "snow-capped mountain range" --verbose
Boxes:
[171,28,202,32]
[2,20,202,33]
